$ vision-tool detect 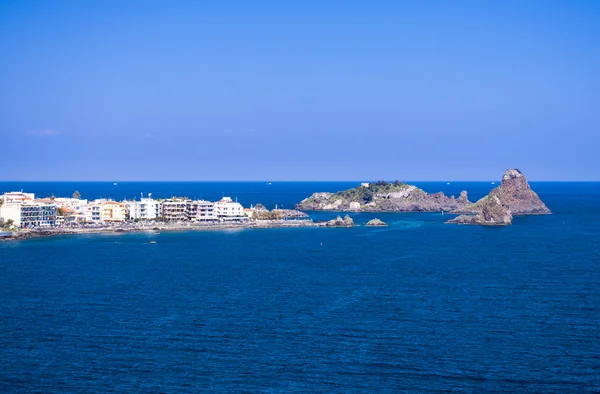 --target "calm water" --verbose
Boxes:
[1,182,599,392]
